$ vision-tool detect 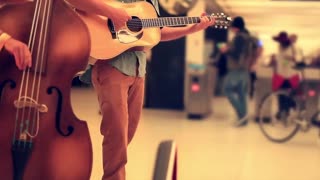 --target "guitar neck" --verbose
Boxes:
[145,16,203,27]
[134,16,205,28]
